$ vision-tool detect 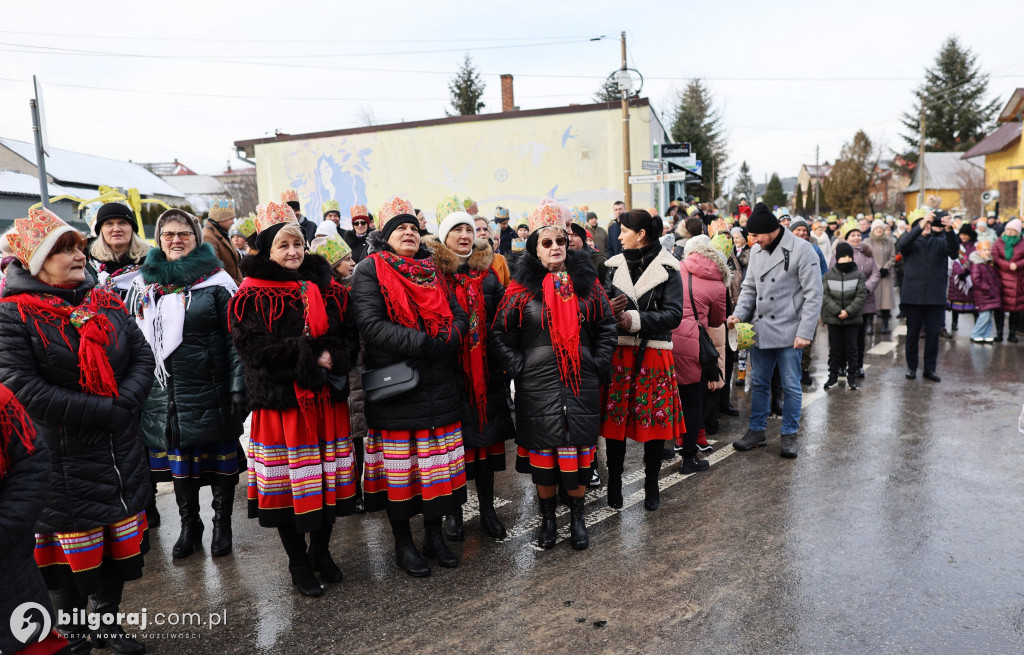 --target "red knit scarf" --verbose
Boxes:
[0,289,122,398]
[0,383,36,478]
[452,268,489,427]
[372,251,453,337]
[230,277,331,422]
